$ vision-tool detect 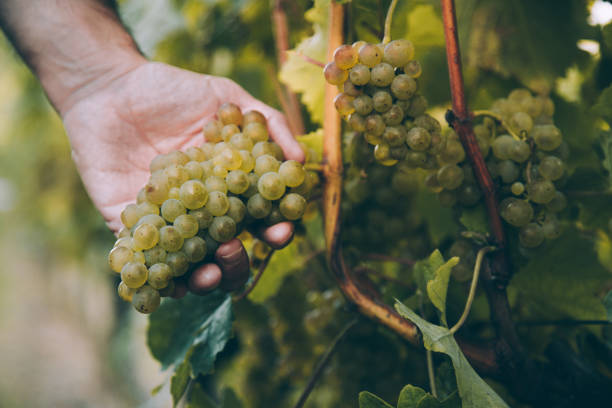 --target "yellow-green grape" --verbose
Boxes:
[221,124,241,141]
[255,154,280,176]
[519,223,544,248]
[161,198,186,222]
[406,94,428,117]
[242,173,260,198]
[144,246,167,267]
[136,214,166,230]
[164,164,189,188]
[348,113,366,132]
[349,64,370,86]
[136,188,148,204]
[243,110,267,126]
[150,153,170,173]
[200,160,214,179]
[334,92,355,116]
[205,176,228,194]
[132,223,160,251]
[437,164,464,190]
[290,172,316,198]
[404,60,422,78]
[133,251,145,264]
[138,201,159,217]
[209,216,237,243]
[372,90,392,113]
[189,207,213,229]
[406,127,431,151]
[114,236,132,249]
[121,262,148,288]
[439,139,466,164]
[382,126,406,147]
[200,142,215,159]
[344,79,362,94]
[148,263,172,290]
[213,165,228,178]
[539,156,564,181]
[370,62,394,87]
[183,236,207,262]
[382,105,404,126]
[184,161,204,180]
[167,251,189,277]
[226,170,250,194]
[527,181,556,204]
[279,193,306,220]
[144,174,170,205]
[333,44,358,69]
[108,246,133,273]
[118,227,130,238]
[247,193,272,219]
[166,150,190,166]
[532,125,562,151]
[500,198,533,227]
[252,141,275,158]
[203,120,223,143]
[213,141,230,156]
[323,61,348,85]
[353,95,374,115]
[185,146,206,162]
[511,182,525,196]
[491,135,515,160]
[227,197,247,224]
[358,43,383,67]
[168,187,180,200]
[244,122,269,143]
[180,179,208,210]
[218,102,243,127]
[238,150,255,172]
[383,39,414,67]
[374,143,398,166]
[509,112,533,134]
[278,160,305,188]
[118,281,135,302]
[214,148,242,171]
[230,133,253,151]
[365,113,385,136]
[391,74,417,100]
[159,226,184,252]
[132,285,161,314]
[205,191,230,216]
[257,172,286,200]
[173,214,199,239]
[121,203,142,229]
[509,140,531,163]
